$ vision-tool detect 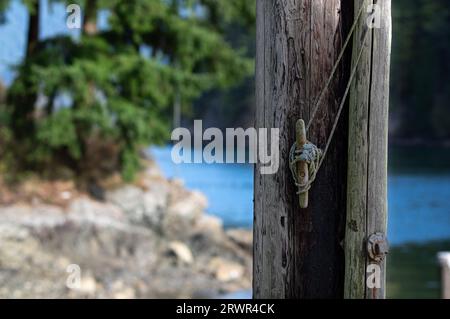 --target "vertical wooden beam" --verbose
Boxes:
[254,0,351,298]
[253,0,290,298]
[345,0,391,299]
[366,0,391,299]
[344,0,373,299]
[438,253,450,299]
